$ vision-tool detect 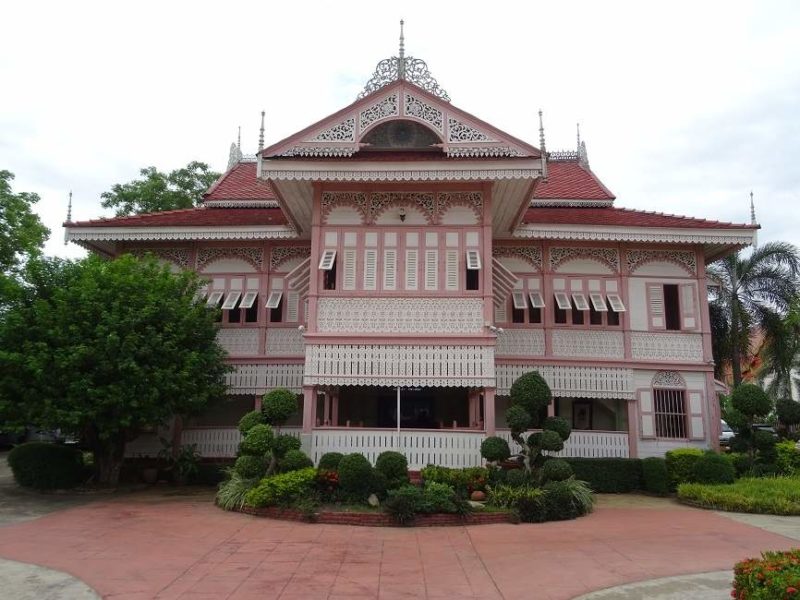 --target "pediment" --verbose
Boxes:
[262,80,541,159]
